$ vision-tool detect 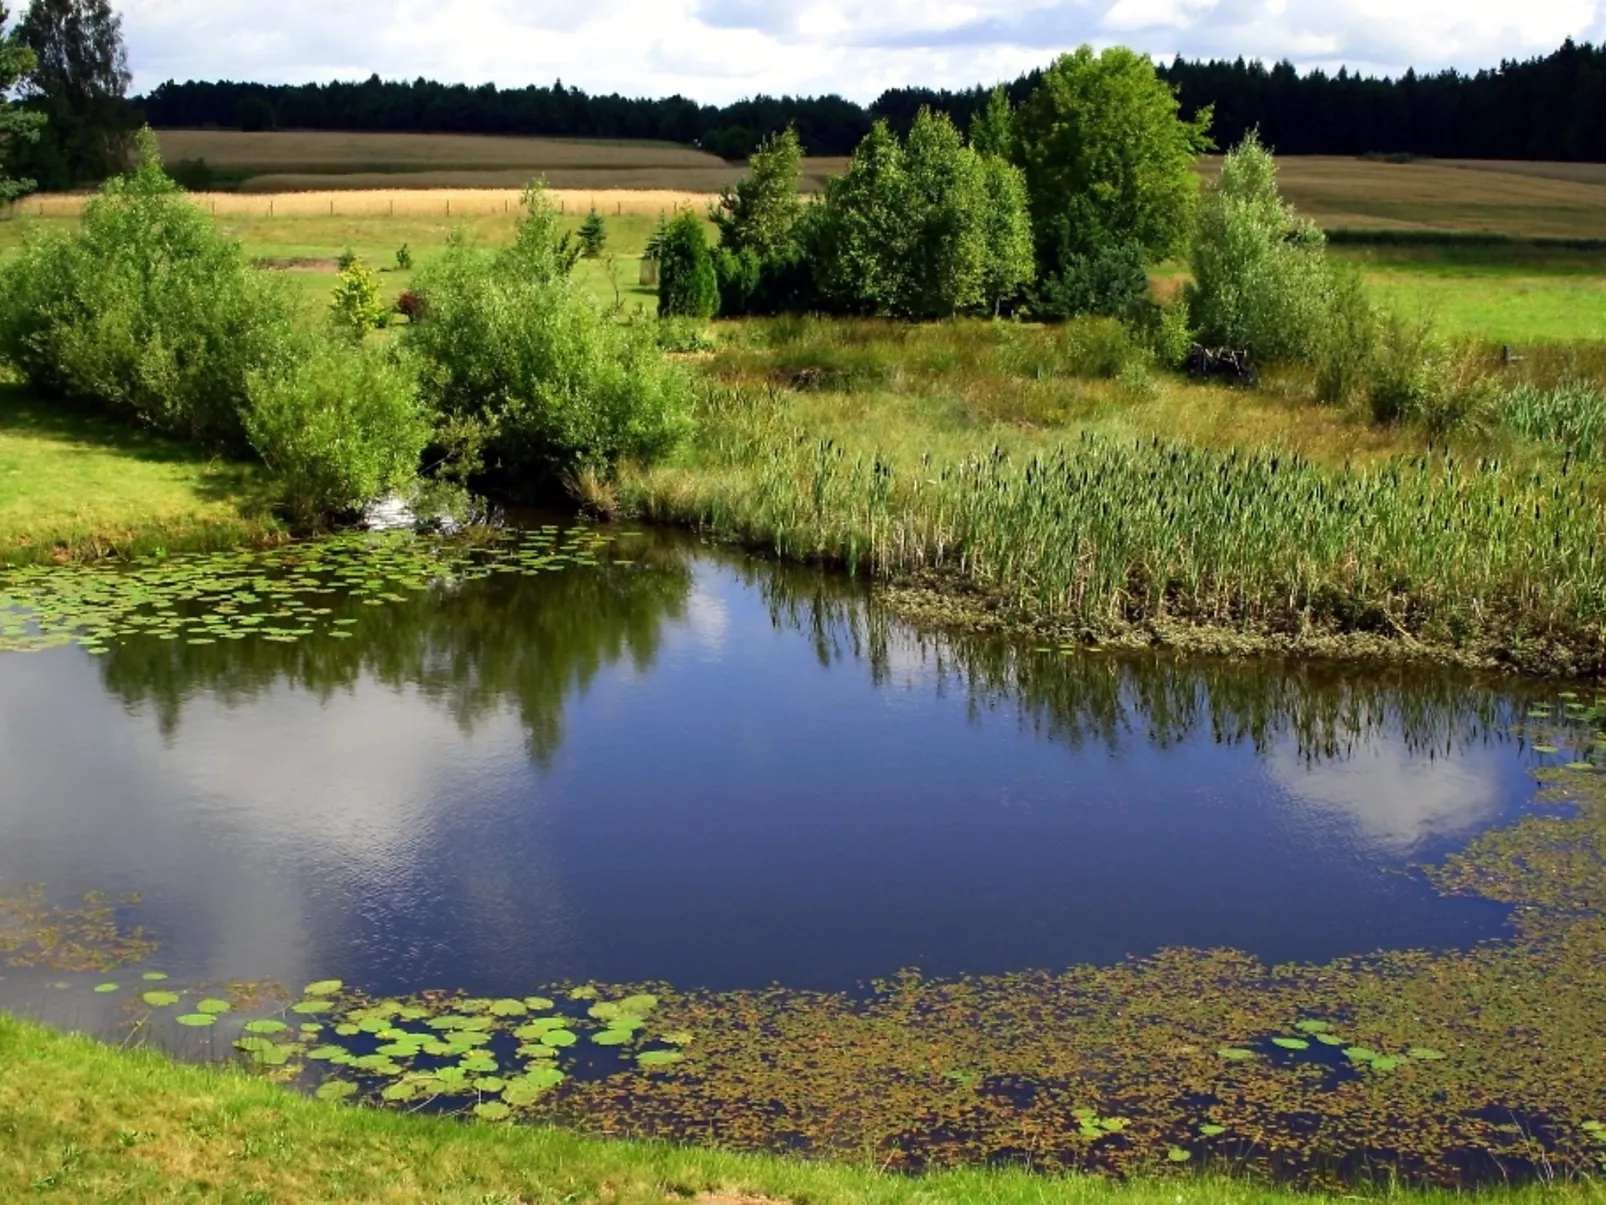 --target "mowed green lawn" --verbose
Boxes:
[0,386,278,565]
[1334,245,1606,343]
